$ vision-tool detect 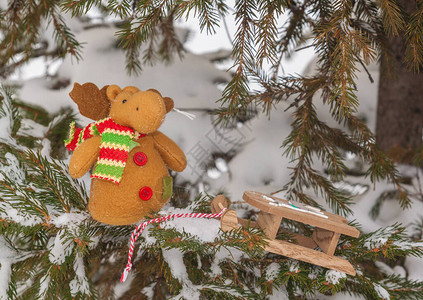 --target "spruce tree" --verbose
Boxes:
[0,1,423,299]
[376,0,423,162]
